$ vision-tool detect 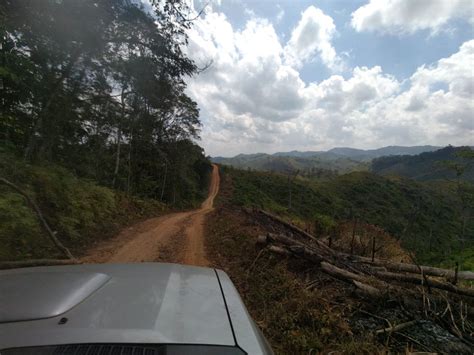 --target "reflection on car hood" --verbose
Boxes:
[0,263,234,348]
